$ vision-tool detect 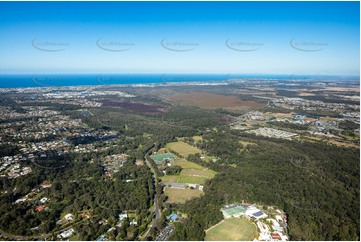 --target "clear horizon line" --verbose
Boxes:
[0,73,359,77]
